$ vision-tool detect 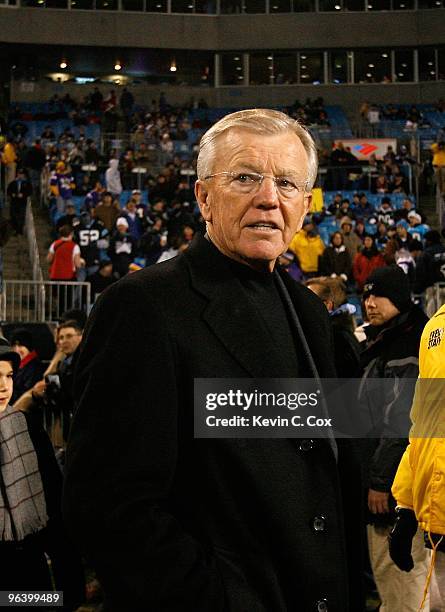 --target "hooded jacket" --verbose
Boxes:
[105,159,122,196]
